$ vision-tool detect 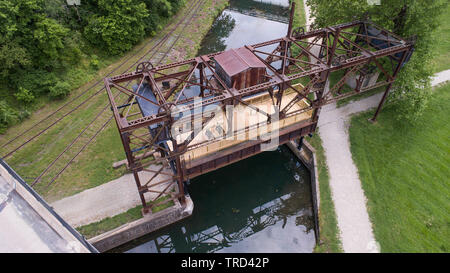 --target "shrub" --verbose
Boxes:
[90,54,100,69]
[84,0,149,55]
[0,100,19,133]
[49,81,71,99]
[14,87,35,103]
[12,70,58,96]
